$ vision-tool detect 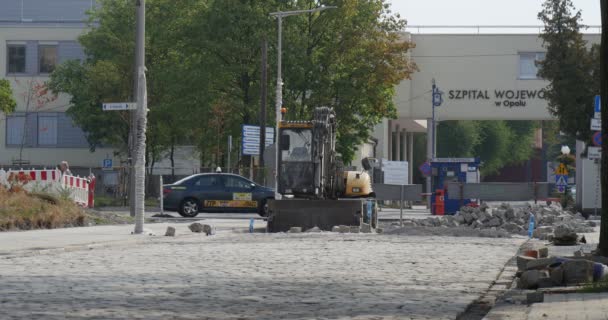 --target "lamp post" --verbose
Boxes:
[269,5,336,199]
